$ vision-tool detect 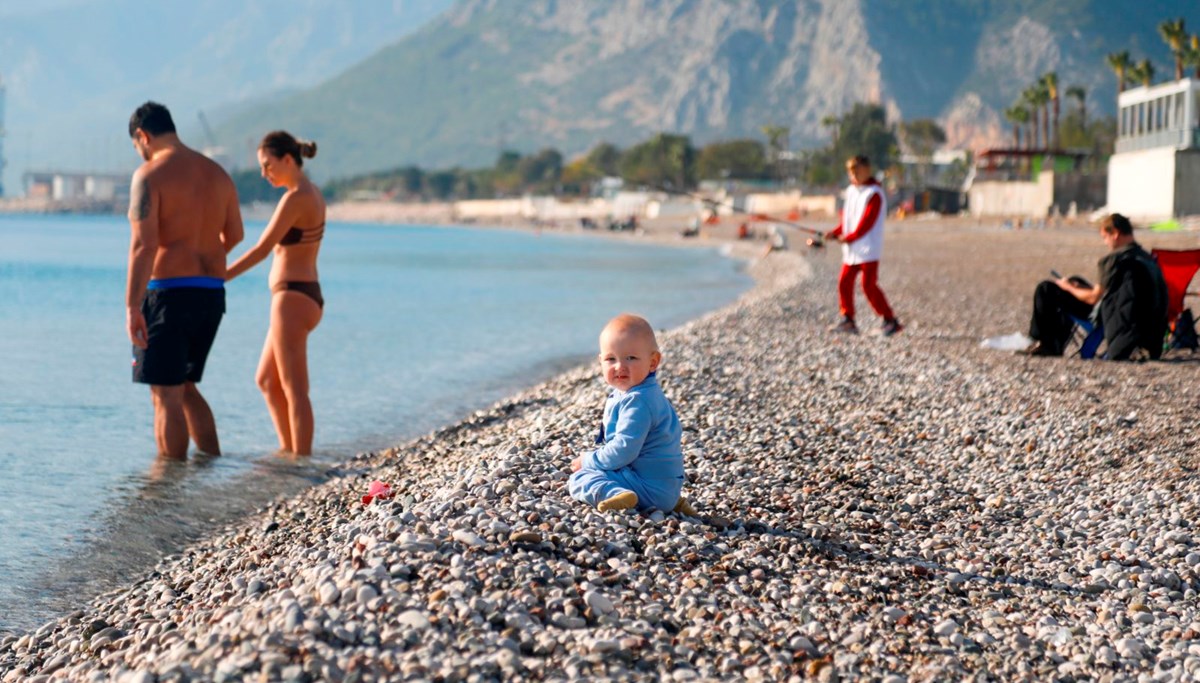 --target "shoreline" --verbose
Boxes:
[0,217,754,637]
[4,218,1200,680]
